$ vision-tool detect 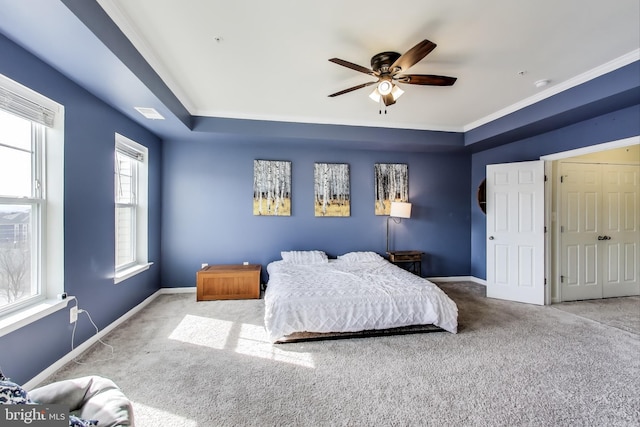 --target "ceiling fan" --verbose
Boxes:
[328,39,456,109]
